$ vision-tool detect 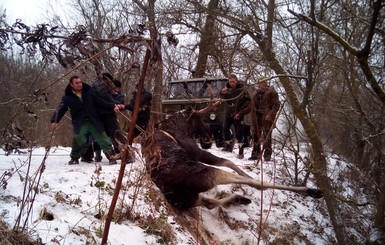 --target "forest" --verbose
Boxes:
[0,0,384,244]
